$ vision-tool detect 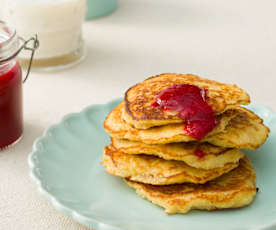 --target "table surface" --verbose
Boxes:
[1,0,276,229]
